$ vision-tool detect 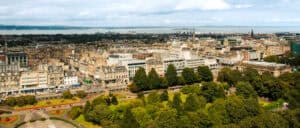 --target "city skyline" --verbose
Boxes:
[1,0,300,27]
